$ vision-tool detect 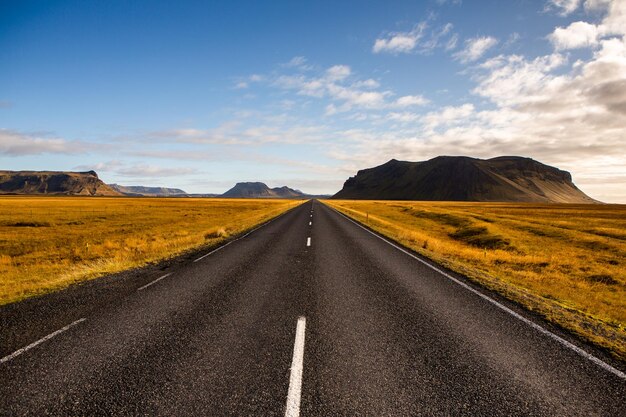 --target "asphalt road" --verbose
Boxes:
[1,200,624,416]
